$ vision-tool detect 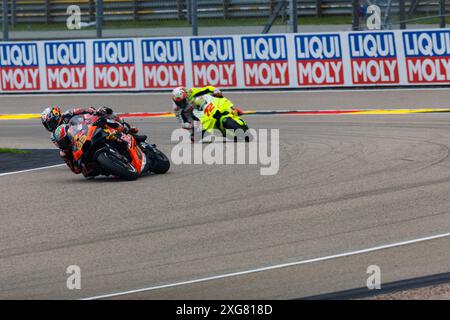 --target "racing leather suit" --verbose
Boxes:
[55,107,143,176]
[60,107,96,125]
[55,107,97,174]
[172,86,223,139]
